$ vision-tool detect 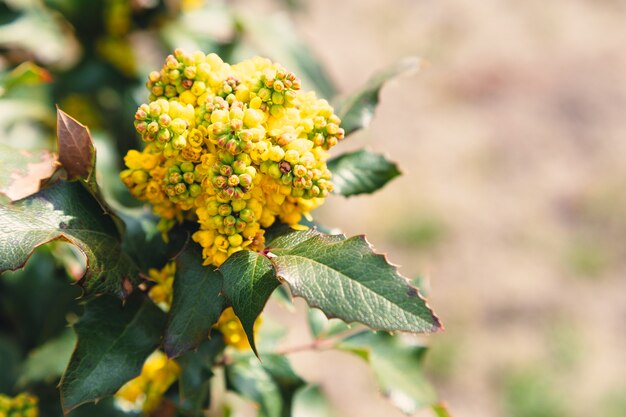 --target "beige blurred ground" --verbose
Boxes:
[241,1,626,416]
